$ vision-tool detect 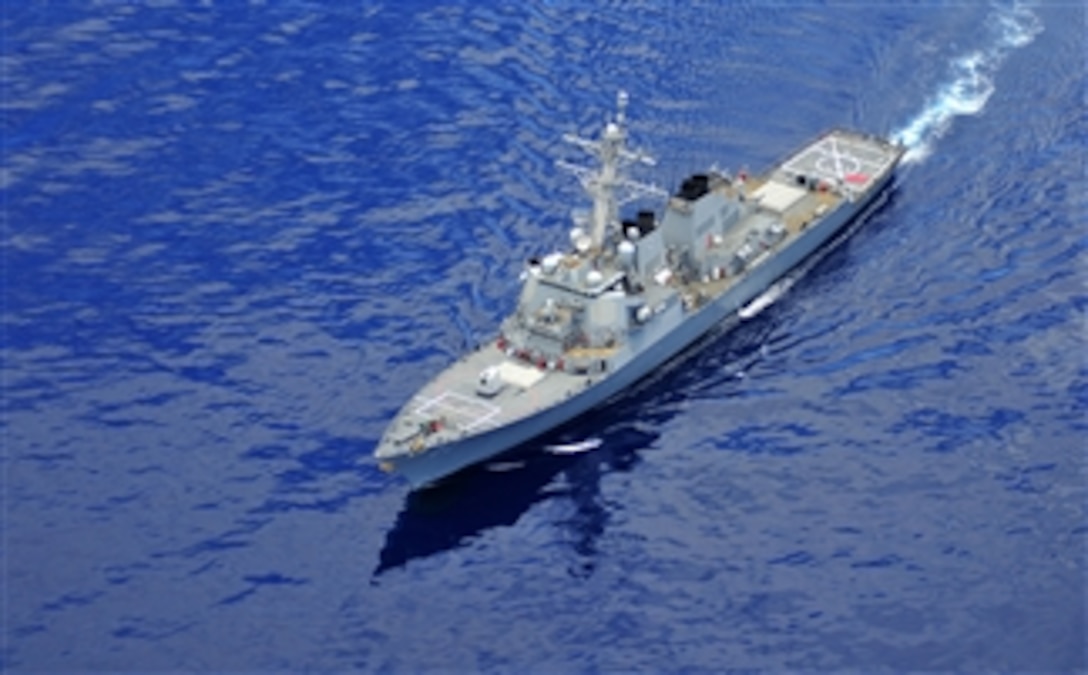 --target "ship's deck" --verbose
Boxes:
[685,130,901,300]
[412,388,503,433]
[778,131,899,195]
[378,130,904,462]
